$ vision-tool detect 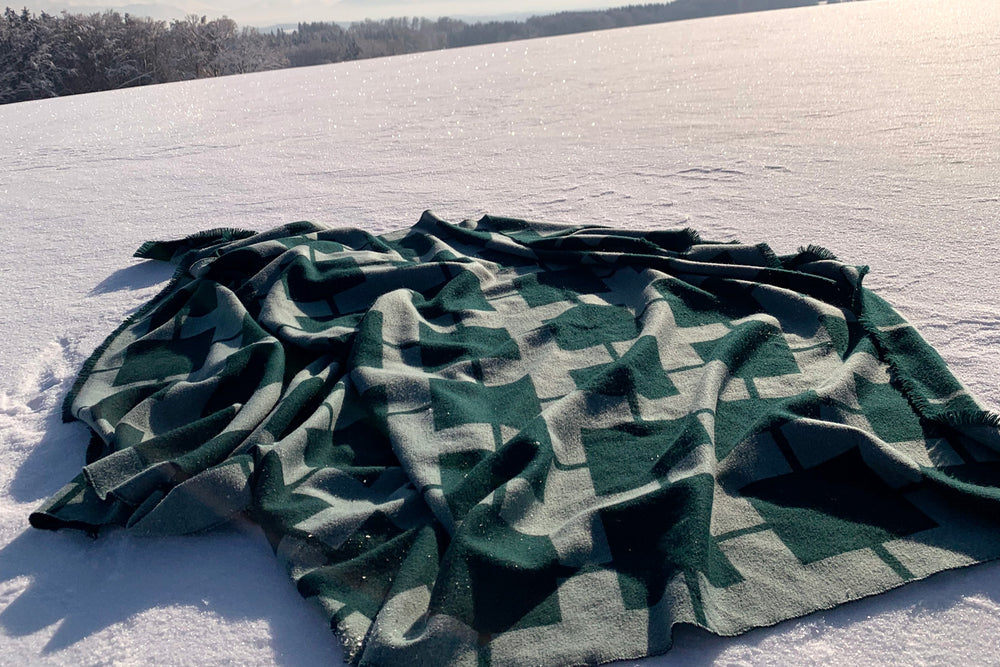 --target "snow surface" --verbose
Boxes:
[2,0,999,664]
